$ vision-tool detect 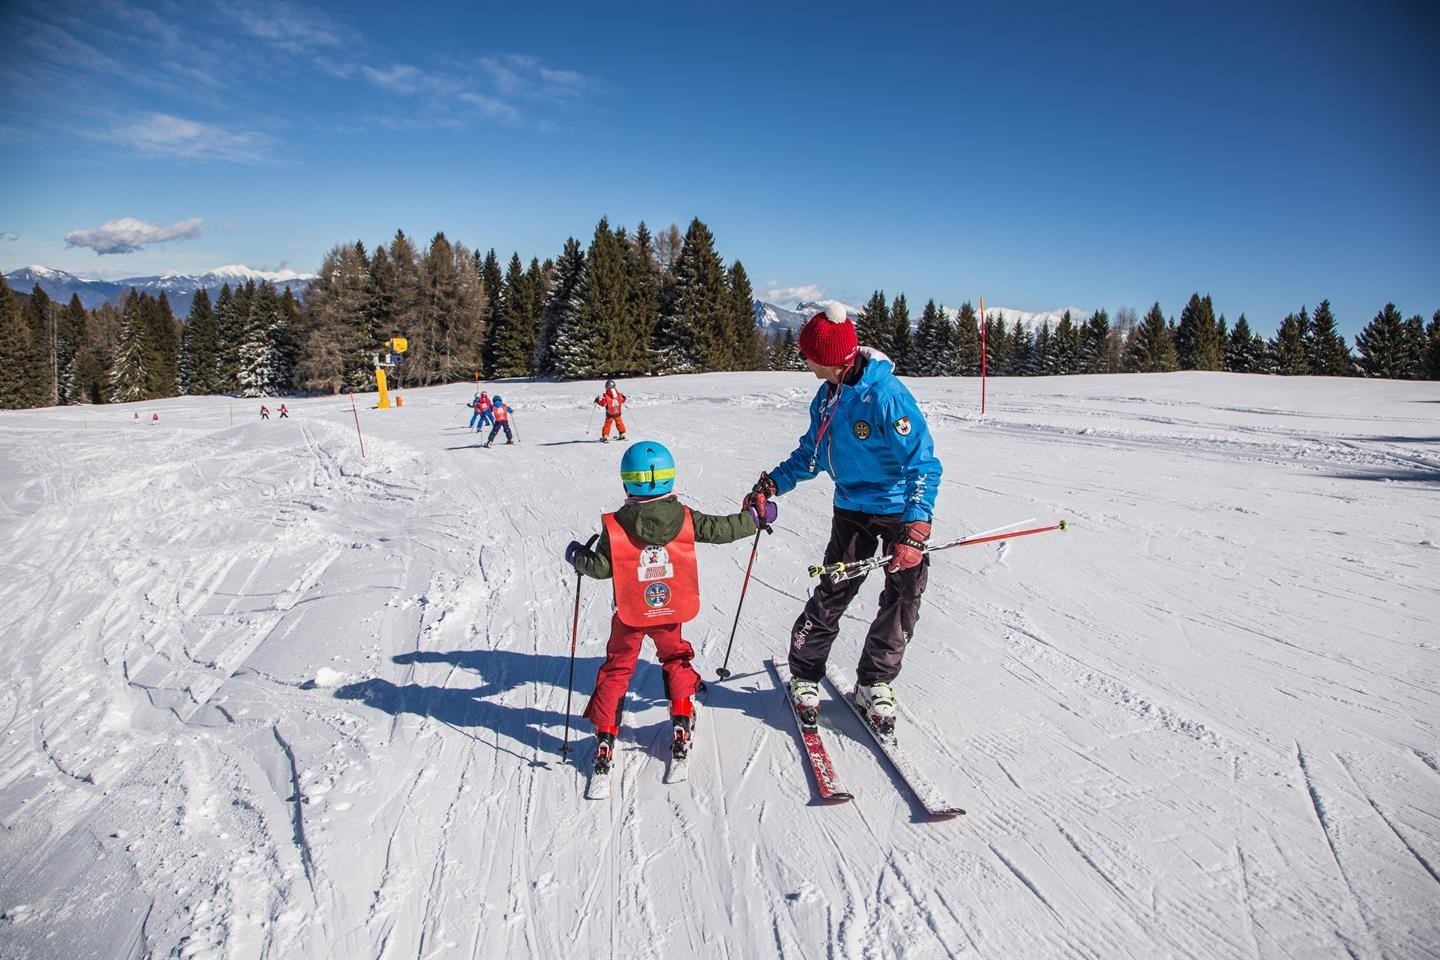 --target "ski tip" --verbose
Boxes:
[923,808,966,821]
[821,792,855,804]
